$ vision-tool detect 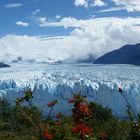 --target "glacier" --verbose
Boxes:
[0,63,140,118]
